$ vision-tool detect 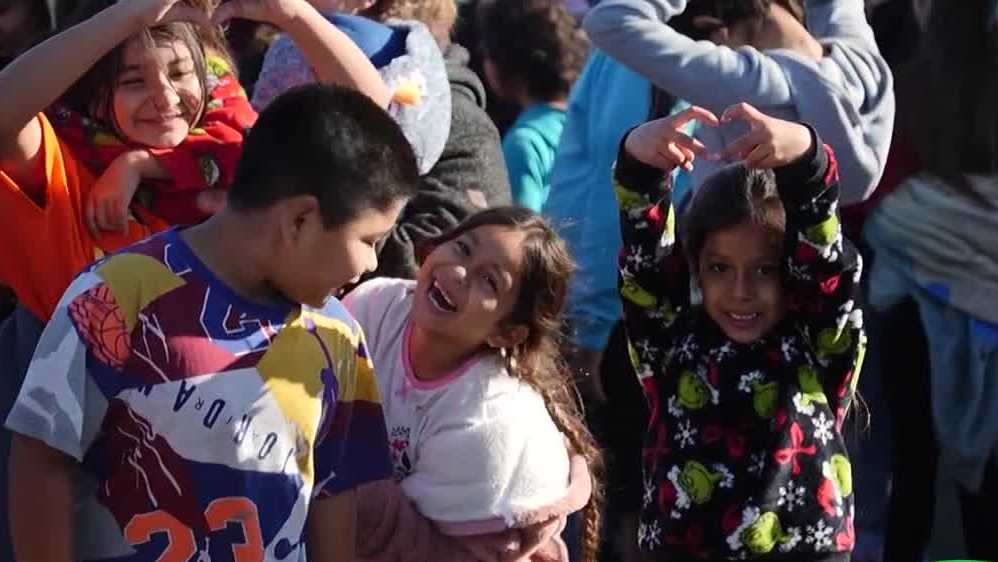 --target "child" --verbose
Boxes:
[613,103,864,560]
[478,0,588,211]
[5,84,420,562]
[584,0,894,205]
[343,206,603,561]
[0,0,389,323]
[253,10,452,175]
